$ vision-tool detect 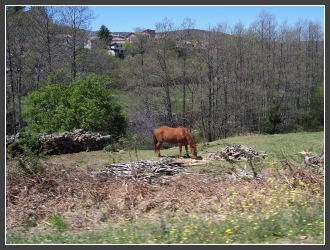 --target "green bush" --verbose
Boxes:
[7,130,43,157]
[22,73,127,138]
